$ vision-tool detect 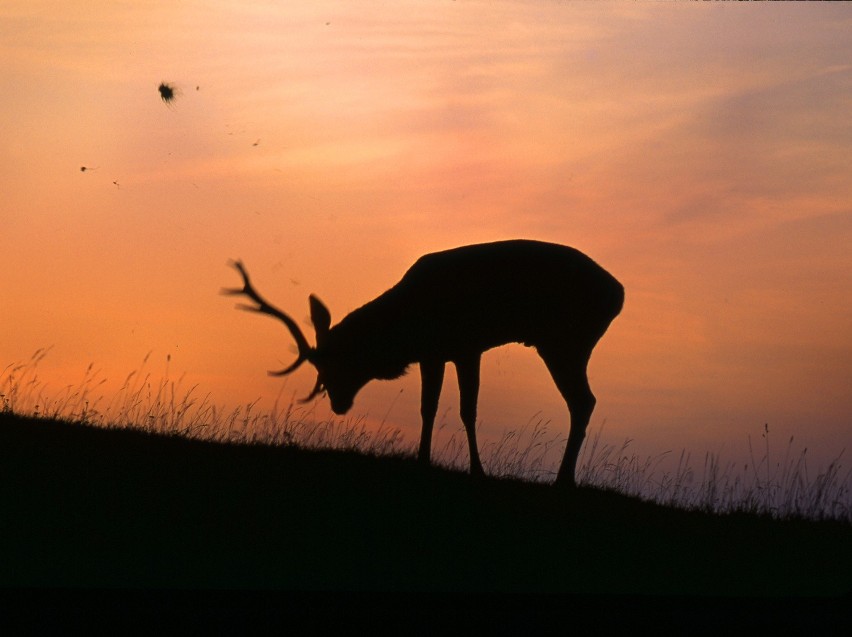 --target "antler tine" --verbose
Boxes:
[298,376,326,403]
[267,357,306,377]
[223,260,314,373]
